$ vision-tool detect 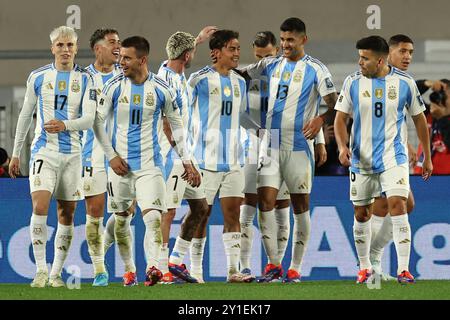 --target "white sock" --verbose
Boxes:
[50,223,74,278]
[143,210,162,271]
[114,215,135,273]
[190,237,206,276]
[391,214,411,274]
[170,236,191,266]
[159,243,169,274]
[258,209,280,265]
[223,232,241,276]
[86,215,105,274]
[289,210,310,273]
[353,217,372,270]
[370,214,392,264]
[239,204,257,270]
[275,206,290,263]
[370,214,385,245]
[103,214,115,254]
[30,214,48,273]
